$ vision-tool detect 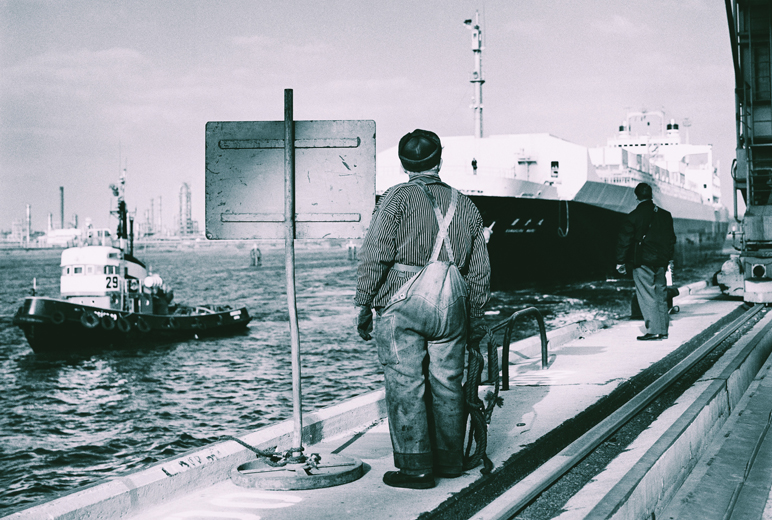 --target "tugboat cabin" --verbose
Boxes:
[60,245,150,312]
